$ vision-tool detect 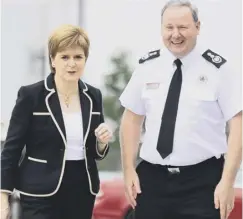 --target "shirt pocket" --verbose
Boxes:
[183,86,218,118]
[188,88,217,102]
[141,83,164,116]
